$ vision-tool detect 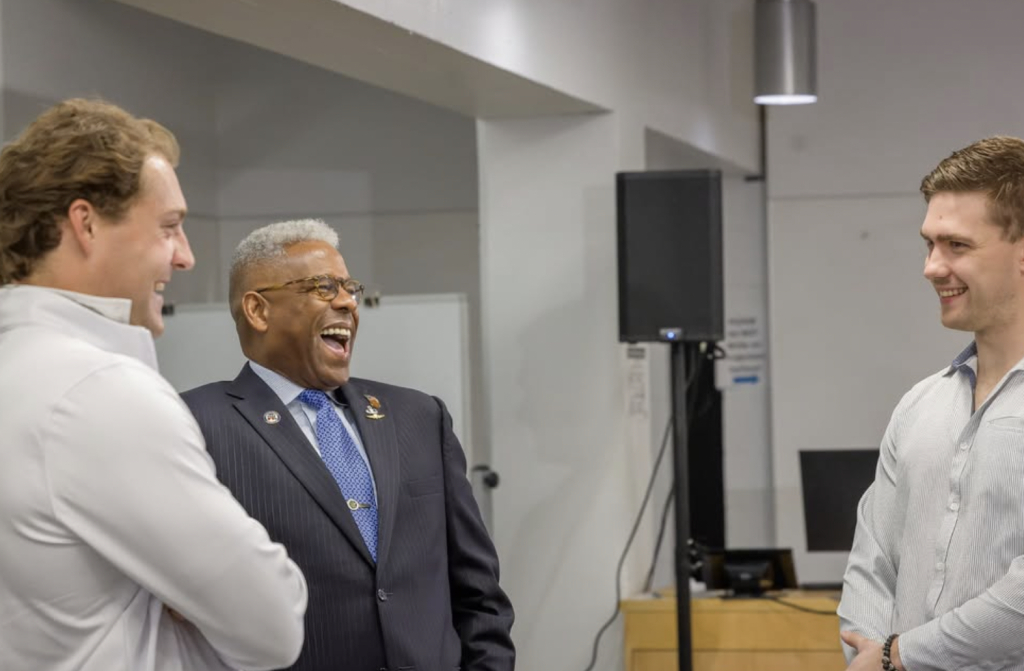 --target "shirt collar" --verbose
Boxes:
[248,360,344,408]
[946,341,978,376]
[0,284,156,370]
[49,286,133,324]
[944,341,1024,375]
